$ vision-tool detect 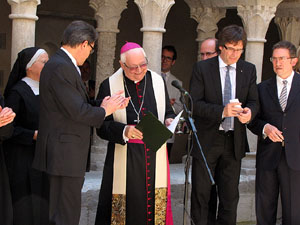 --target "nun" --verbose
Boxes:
[3,47,49,225]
